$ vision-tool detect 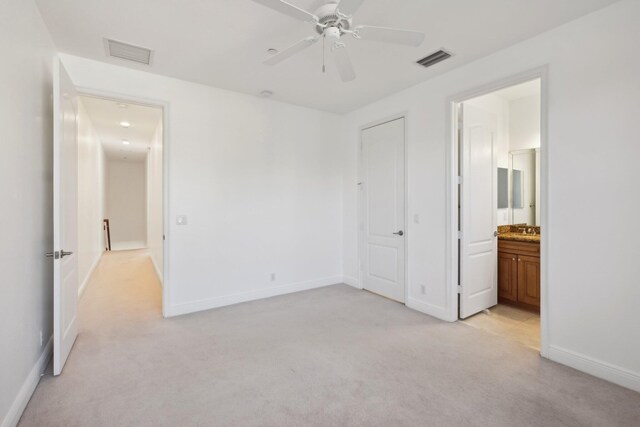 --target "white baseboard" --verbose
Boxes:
[342,275,361,289]
[547,345,640,393]
[78,253,102,298]
[110,241,146,251]
[407,297,457,322]
[1,337,52,427]
[167,276,343,317]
